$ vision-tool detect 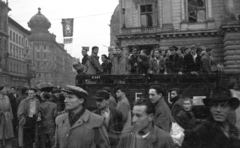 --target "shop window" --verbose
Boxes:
[140,5,153,27]
[188,0,206,23]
